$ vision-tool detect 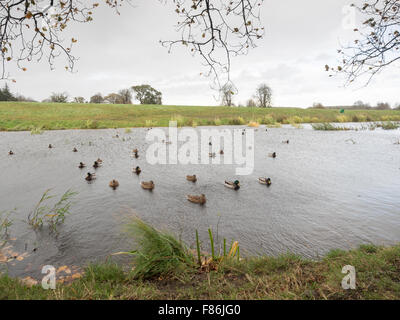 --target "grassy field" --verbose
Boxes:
[1,218,399,300]
[1,101,400,131]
